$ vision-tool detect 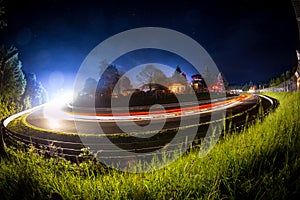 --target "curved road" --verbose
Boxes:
[25,94,253,134]
[2,94,276,161]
